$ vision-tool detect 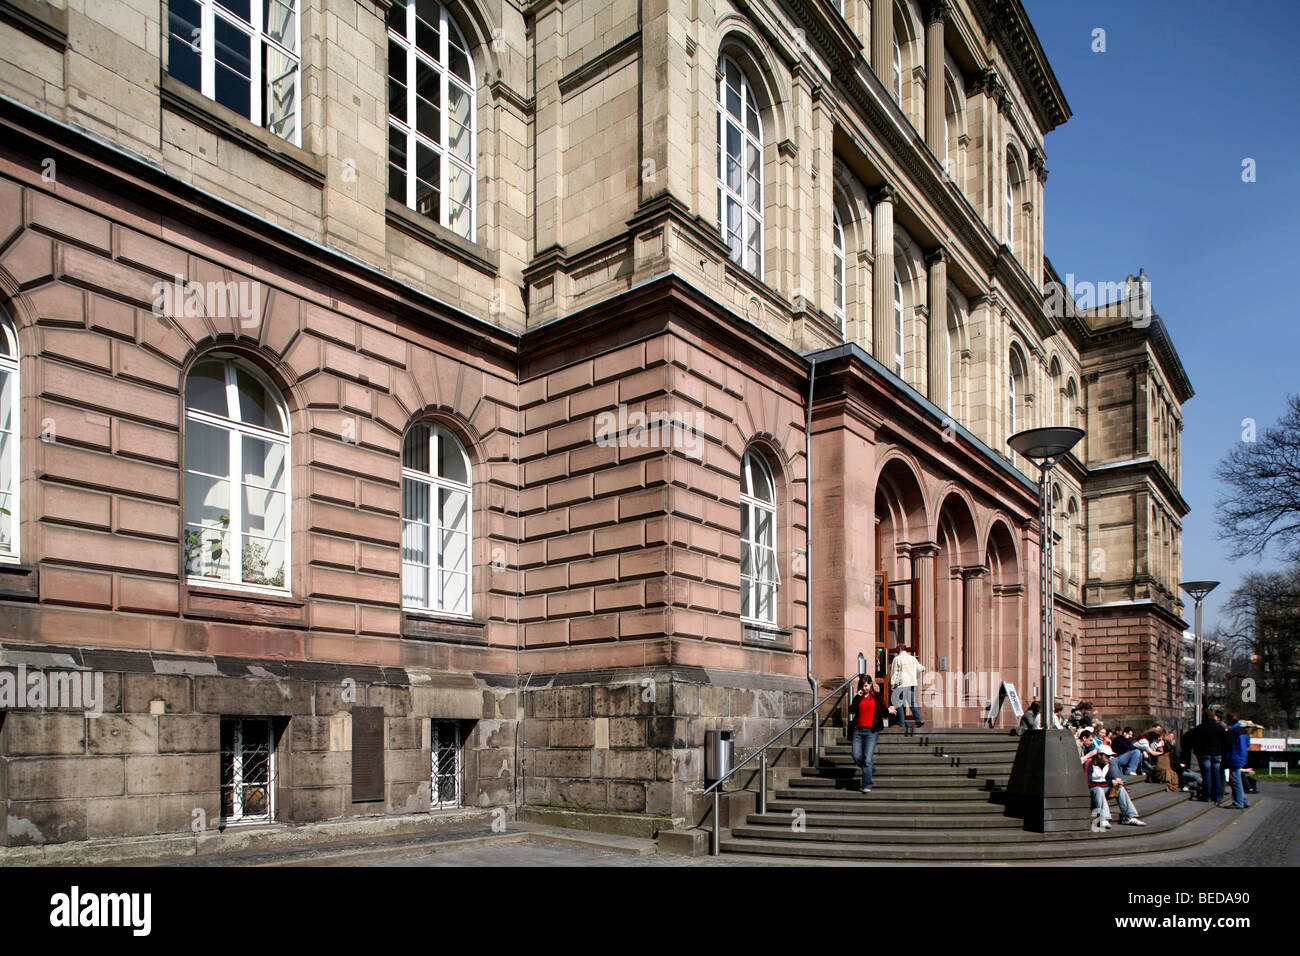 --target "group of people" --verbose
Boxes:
[1014,699,1260,830]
